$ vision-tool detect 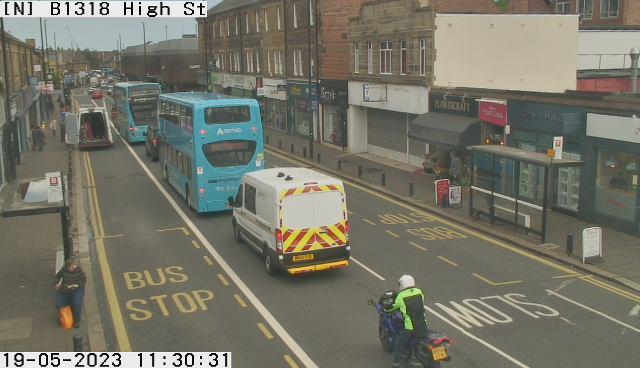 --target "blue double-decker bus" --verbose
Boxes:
[158,93,265,213]
[113,82,161,143]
